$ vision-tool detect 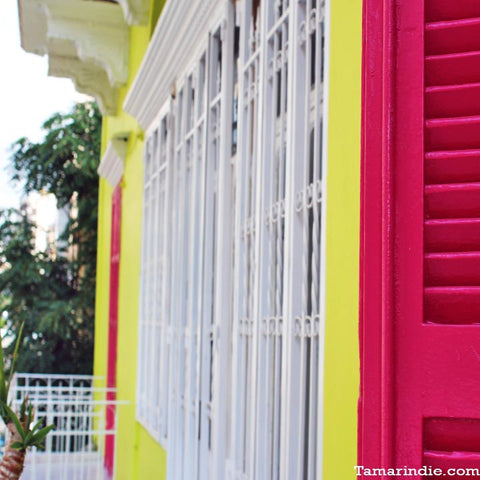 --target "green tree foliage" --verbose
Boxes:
[0,101,101,374]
